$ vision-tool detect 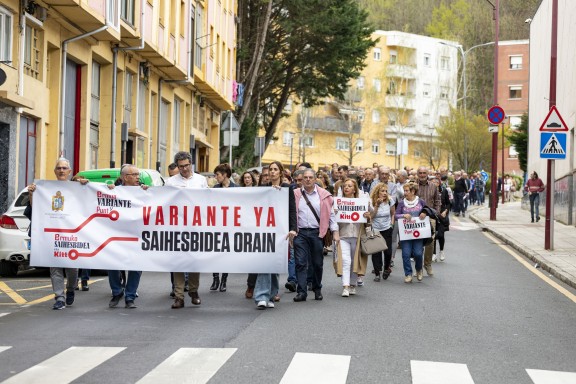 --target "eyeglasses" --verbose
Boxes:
[55,167,69,171]
[125,173,140,177]
[177,163,191,169]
